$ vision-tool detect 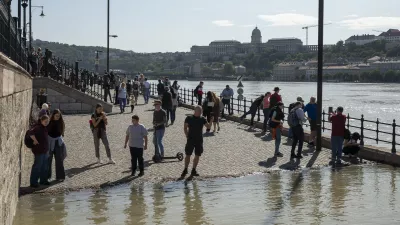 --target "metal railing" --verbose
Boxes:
[149,83,399,154]
[0,1,28,69]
